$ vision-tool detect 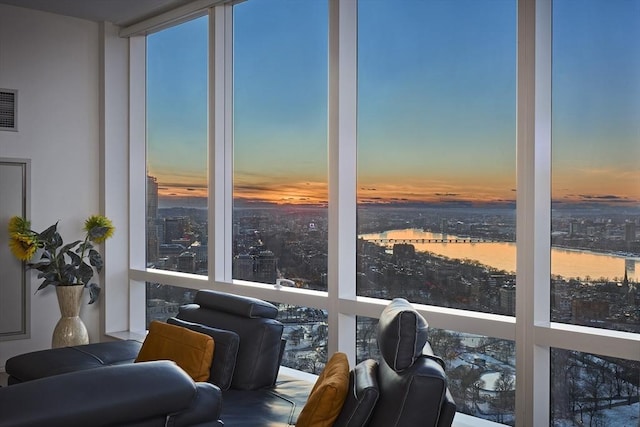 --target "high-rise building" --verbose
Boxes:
[551,279,572,321]
[146,217,159,264]
[255,250,277,283]
[177,251,196,273]
[625,221,636,242]
[499,282,516,315]
[233,254,254,281]
[146,175,160,264]
[164,217,189,244]
[393,243,416,263]
[569,220,579,236]
[147,175,158,220]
